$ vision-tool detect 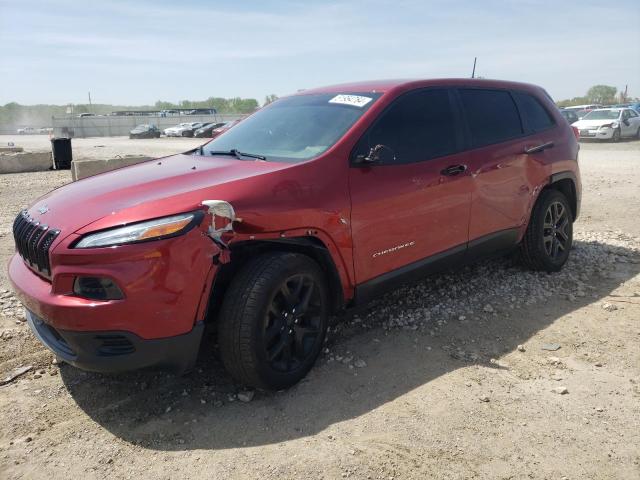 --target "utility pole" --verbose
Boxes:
[88,91,92,112]
[471,57,477,78]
